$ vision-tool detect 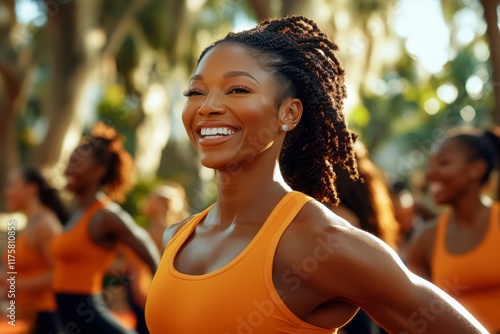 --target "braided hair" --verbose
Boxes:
[199,15,358,206]
[445,126,500,186]
[81,122,135,203]
[22,168,70,225]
